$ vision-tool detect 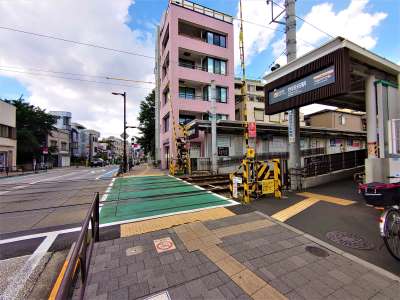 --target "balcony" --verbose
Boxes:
[178,21,227,48]
[178,48,227,76]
